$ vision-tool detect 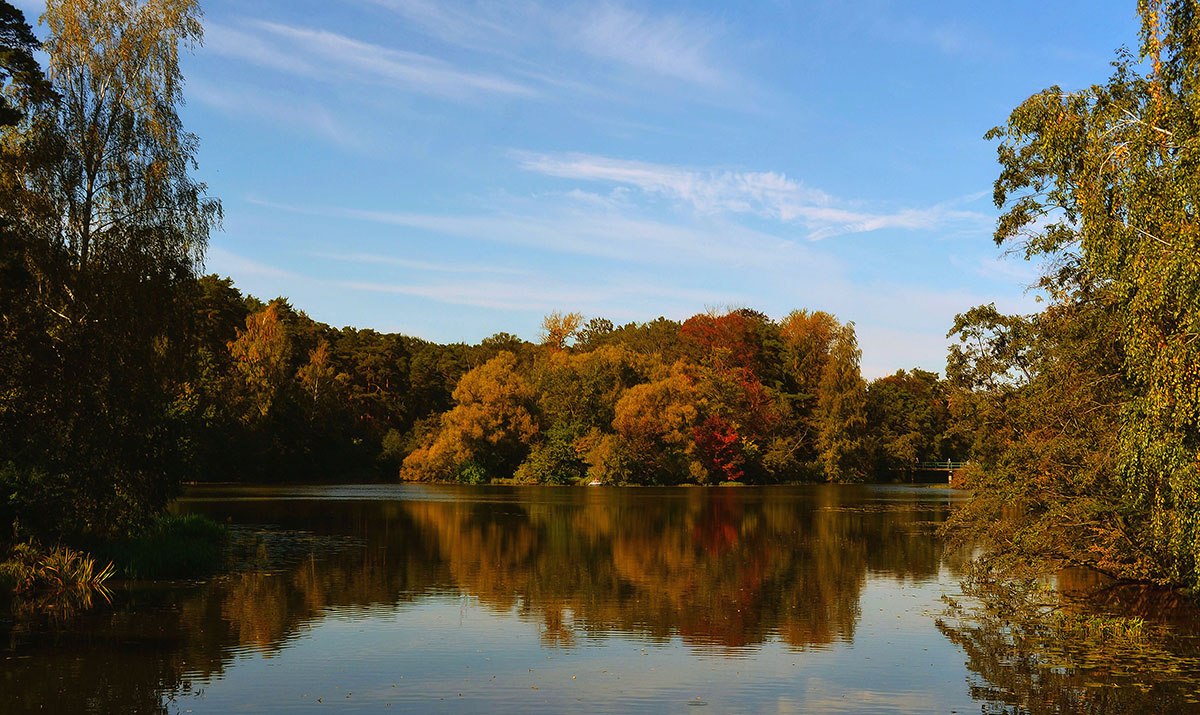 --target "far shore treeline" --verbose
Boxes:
[4,0,1200,605]
[160,287,970,488]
